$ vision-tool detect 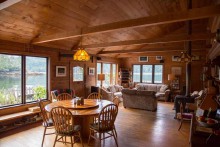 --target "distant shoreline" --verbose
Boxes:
[0,71,46,76]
